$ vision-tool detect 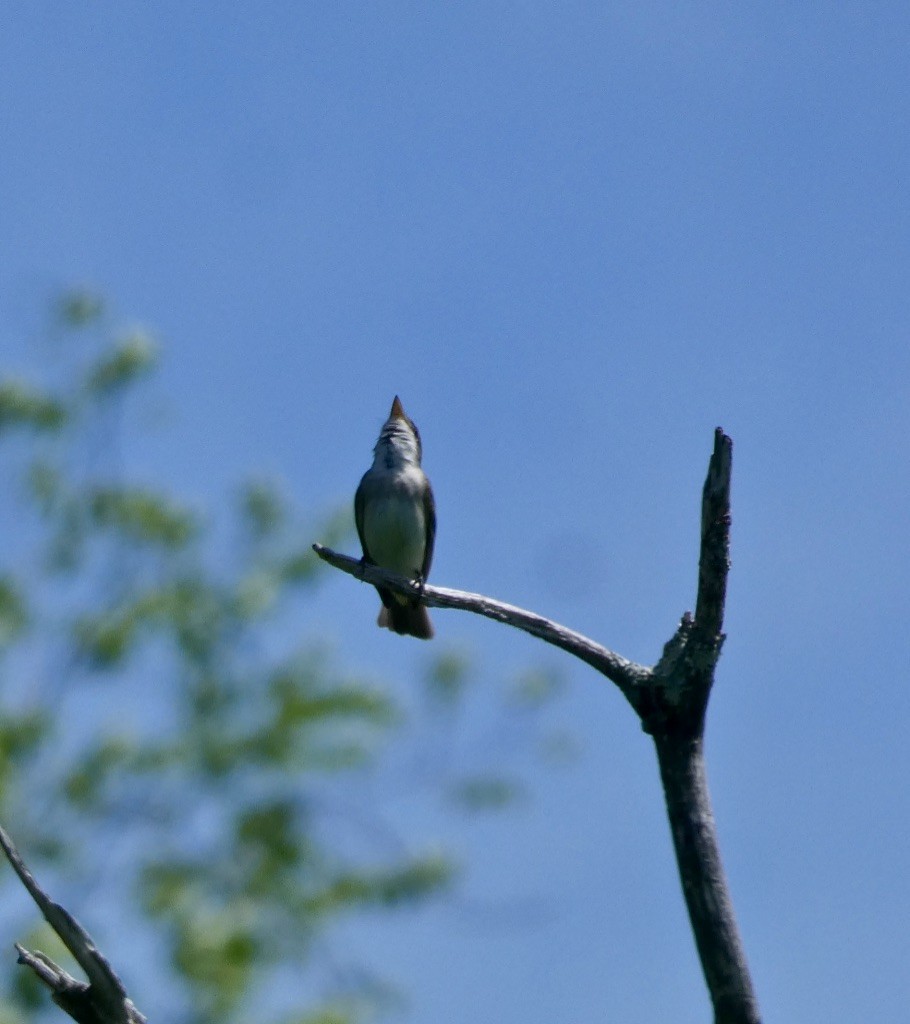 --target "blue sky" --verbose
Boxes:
[3,4,910,1021]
